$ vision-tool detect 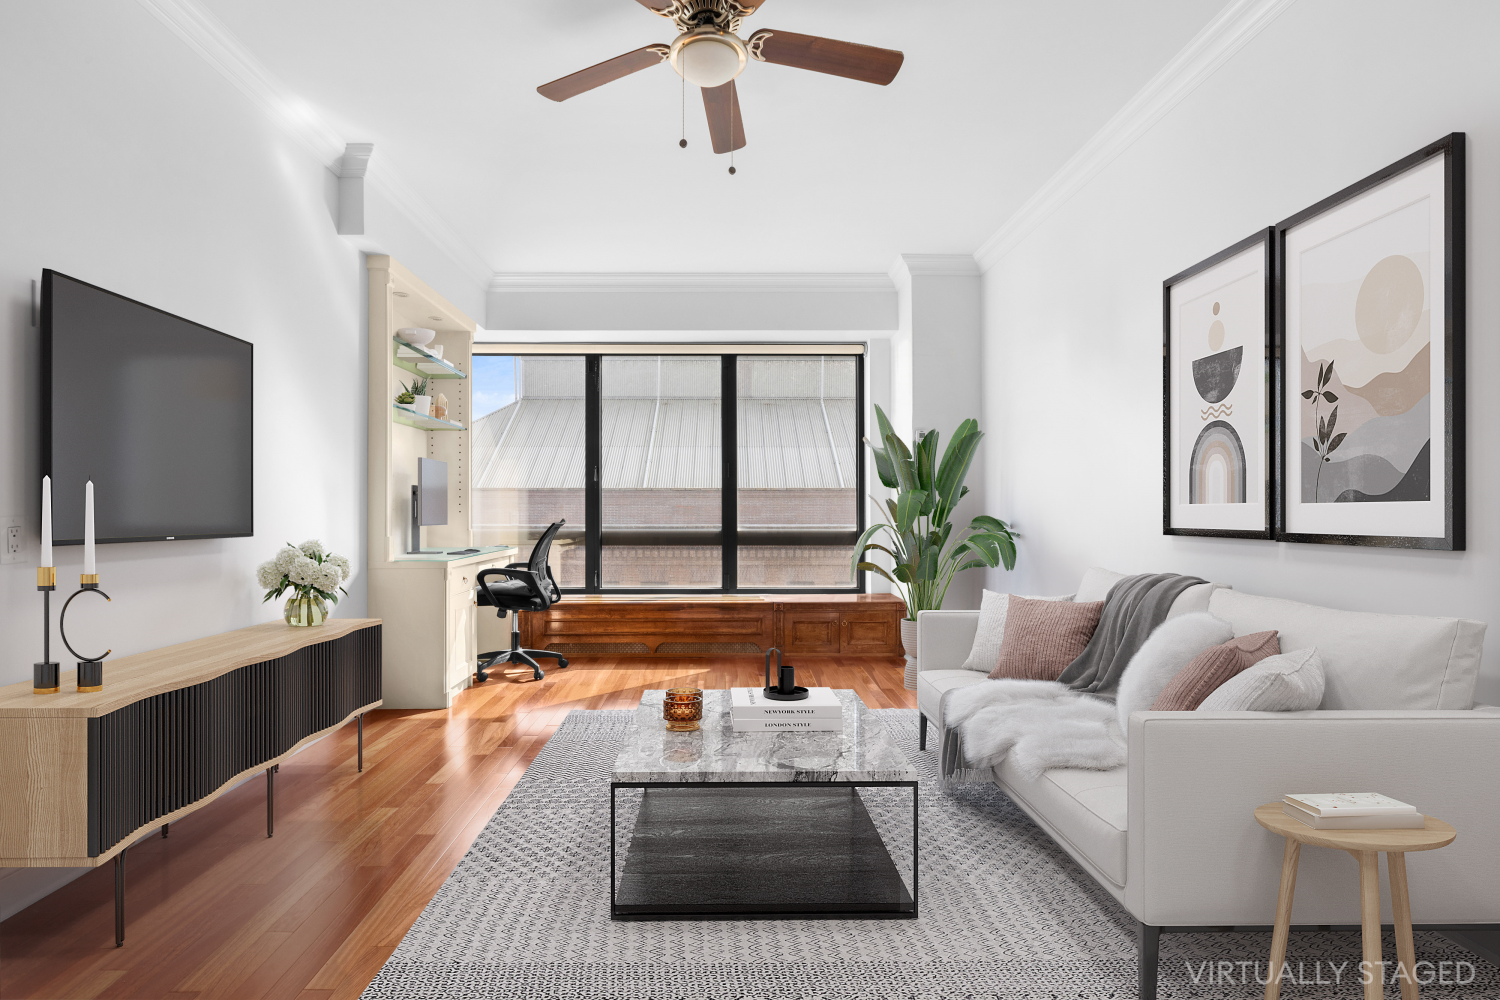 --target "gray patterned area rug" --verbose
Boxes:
[363,710,1495,999]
